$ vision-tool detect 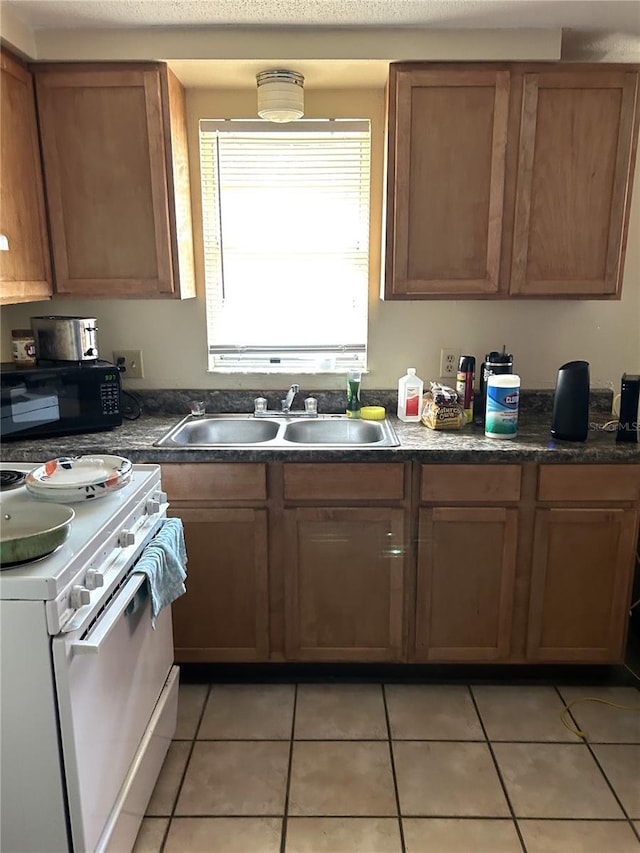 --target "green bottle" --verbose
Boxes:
[346,370,361,418]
